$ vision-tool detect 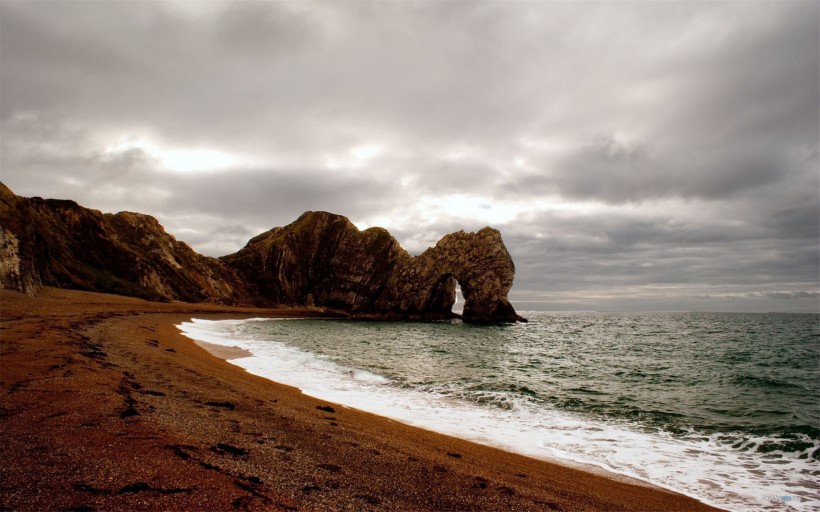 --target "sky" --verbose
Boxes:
[1,0,818,312]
